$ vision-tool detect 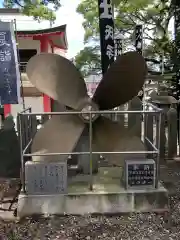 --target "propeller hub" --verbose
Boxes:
[79,101,99,123]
